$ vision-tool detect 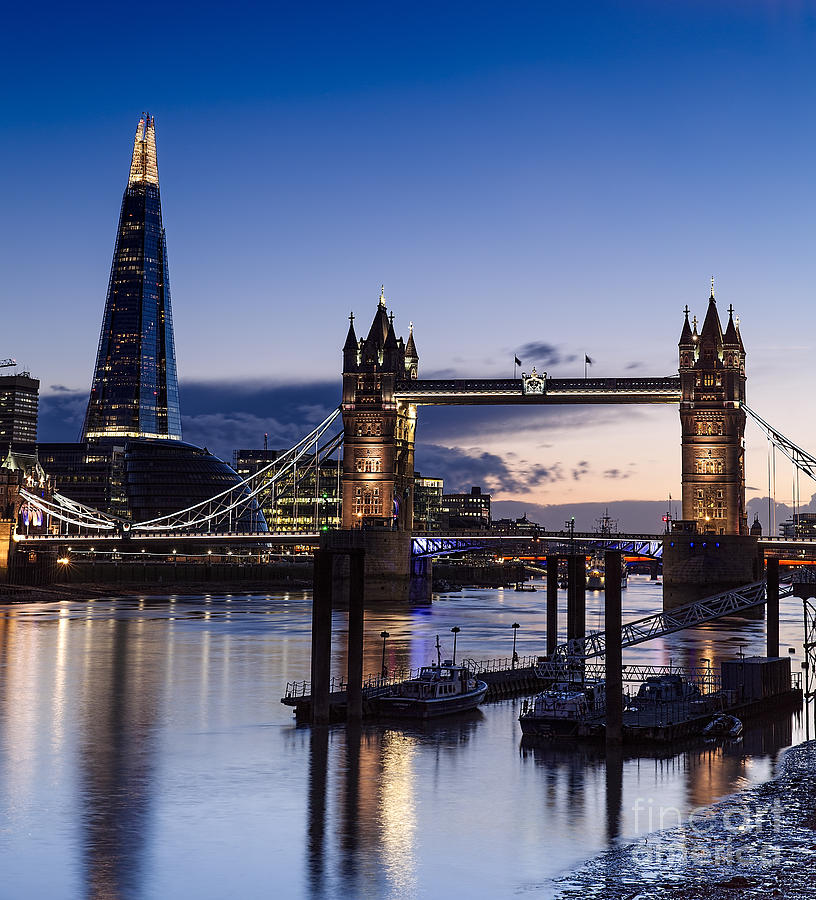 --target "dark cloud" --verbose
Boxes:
[49,384,76,392]
[38,379,341,462]
[516,342,576,368]
[572,460,590,481]
[603,466,634,479]
[415,443,564,494]
[624,362,642,370]
[417,403,632,443]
